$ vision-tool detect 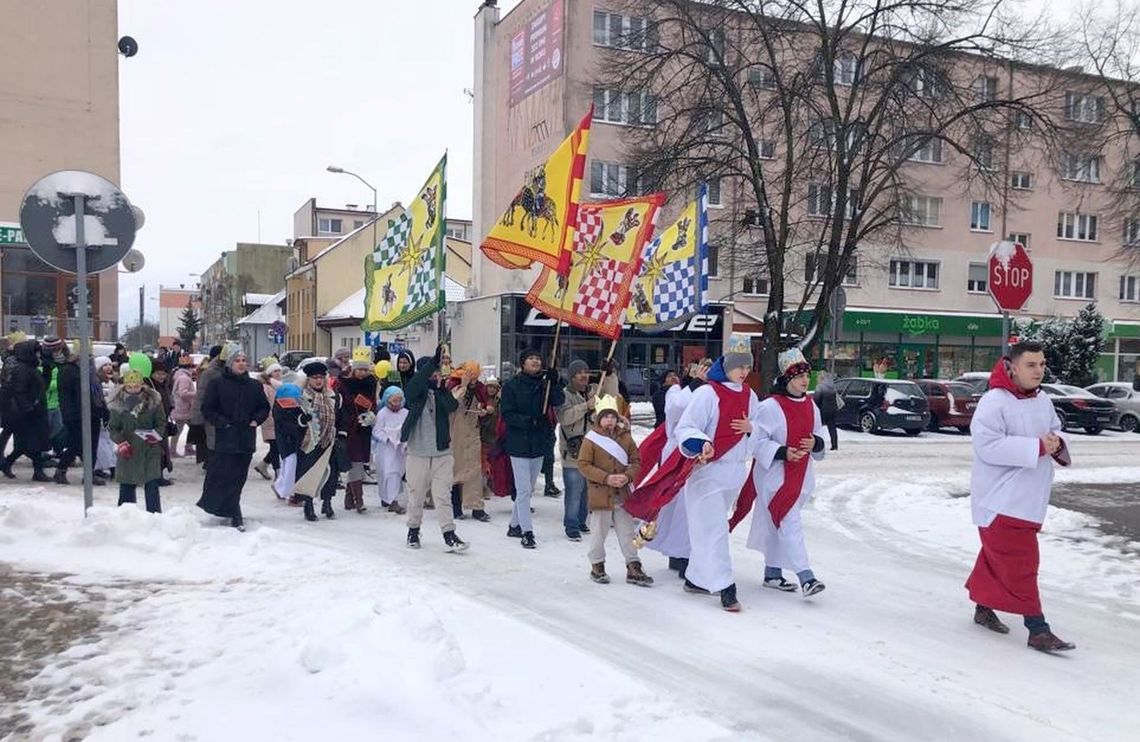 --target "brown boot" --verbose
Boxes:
[590,562,610,584]
[974,606,1010,634]
[1028,631,1075,653]
[625,561,654,587]
[350,481,367,513]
